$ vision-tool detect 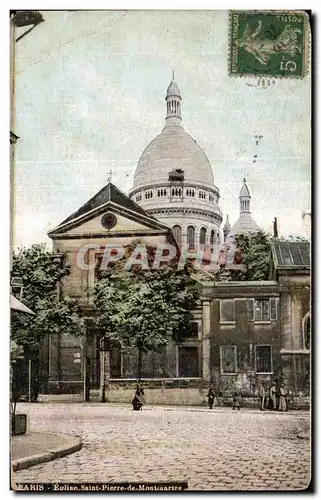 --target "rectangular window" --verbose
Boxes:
[174,321,199,340]
[220,300,235,323]
[220,346,237,374]
[180,321,199,339]
[248,299,254,321]
[178,346,199,377]
[255,345,273,373]
[248,298,279,322]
